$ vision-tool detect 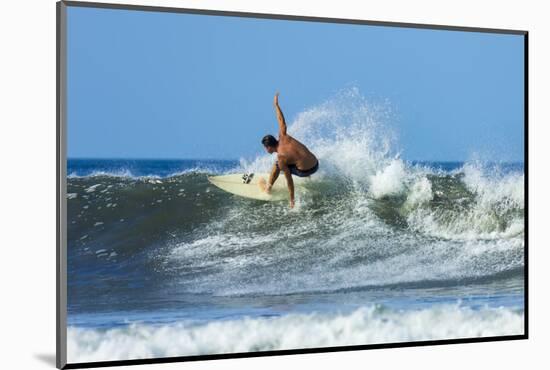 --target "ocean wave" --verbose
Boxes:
[164,227,523,296]
[404,163,524,240]
[67,89,524,300]
[234,88,523,241]
[67,167,227,180]
[67,304,524,363]
[68,169,141,179]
